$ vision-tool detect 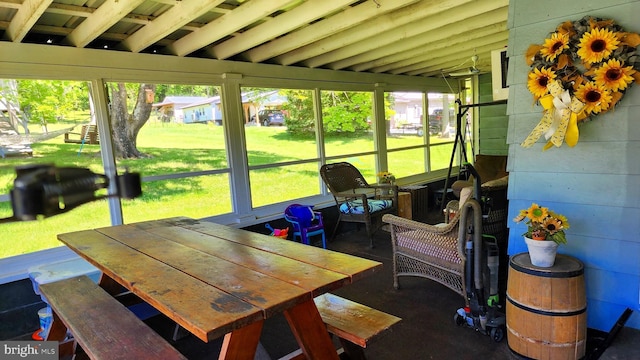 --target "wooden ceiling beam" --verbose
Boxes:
[208,0,358,60]
[404,41,506,76]
[121,0,224,53]
[366,27,508,74]
[275,0,478,67]
[304,0,508,69]
[245,0,419,64]
[390,35,508,75]
[4,0,52,42]
[65,0,145,48]
[341,14,507,72]
[166,0,296,57]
